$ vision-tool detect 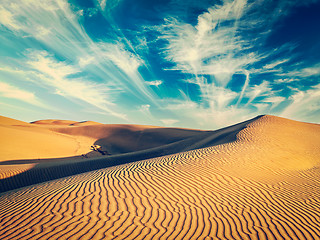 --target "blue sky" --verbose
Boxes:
[1,0,320,129]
